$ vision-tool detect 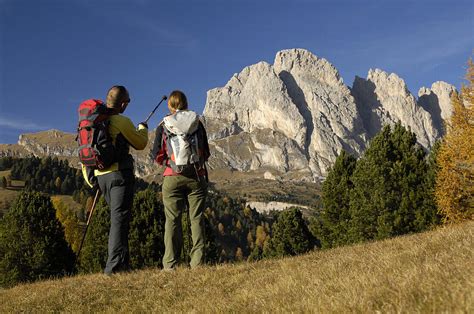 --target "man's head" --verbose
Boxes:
[106,85,130,113]
[167,90,188,113]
